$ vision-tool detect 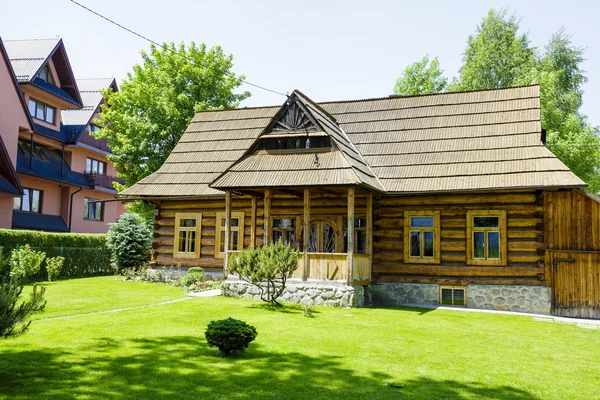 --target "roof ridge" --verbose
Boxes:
[3,37,60,42]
